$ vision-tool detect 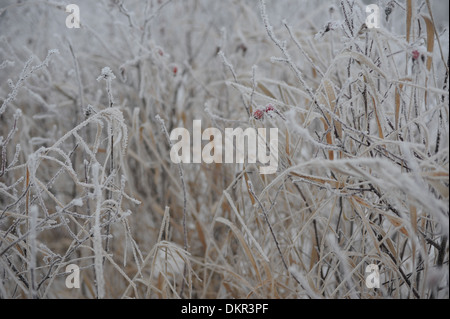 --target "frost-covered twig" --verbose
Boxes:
[247,180,302,286]
[97,67,117,252]
[68,41,85,116]
[0,49,58,116]
[29,205,38,299]
[258,0,331,127]
[218,51,237,82]
[92,163,105,299]
[155,114,189,297]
